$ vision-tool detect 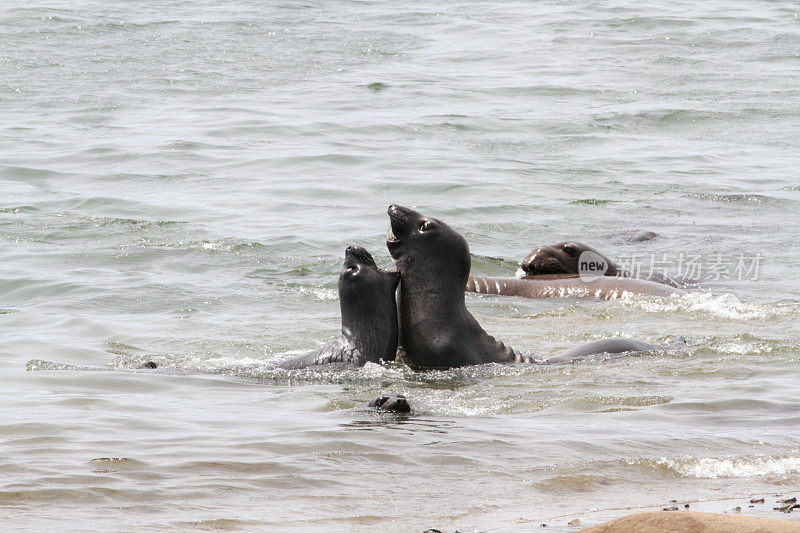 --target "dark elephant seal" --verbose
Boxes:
[387,205,677,369]
[275,246,400,369]
[368,394,411,413]
[388,205,520,368]
[520,241,688,288]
